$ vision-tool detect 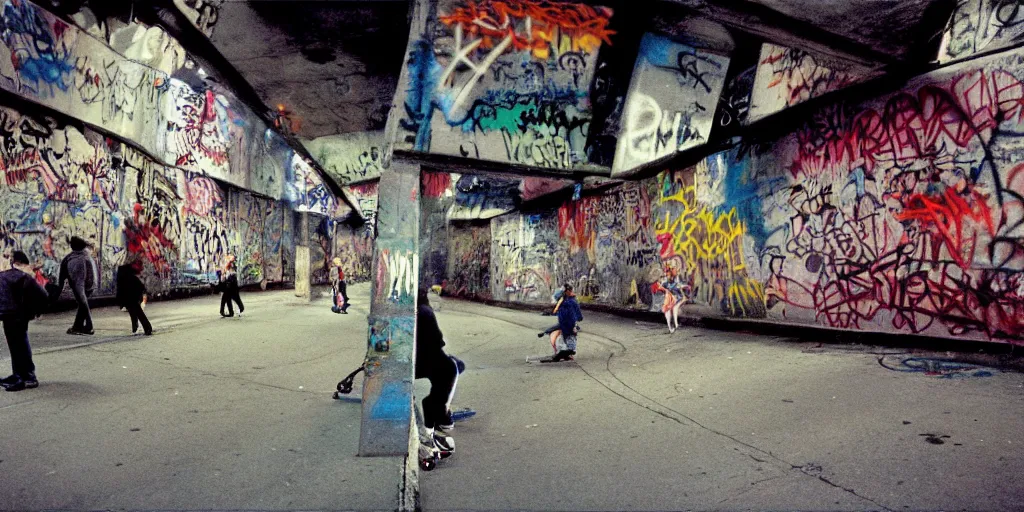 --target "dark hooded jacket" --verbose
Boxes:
[415,299,448,378]
[0,268,49,321]
[557,295,583,335]
[115,264,146,306]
